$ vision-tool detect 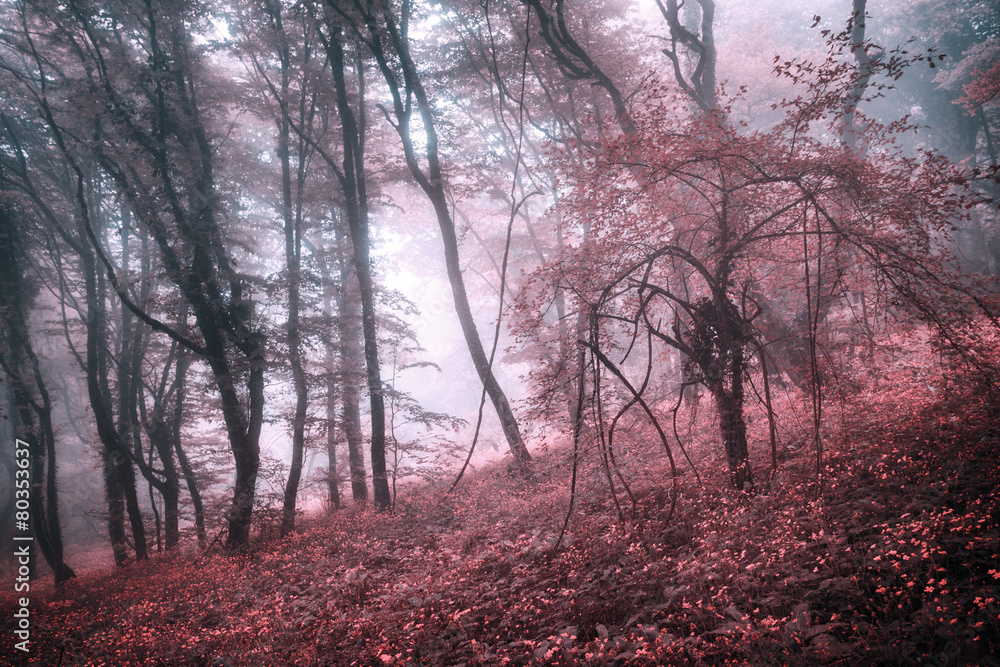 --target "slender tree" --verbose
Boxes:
[321,25,391,508]
[2,1,270,550]
[334,224,371,503]
[328,0,532,466]
[0,201,75,583]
